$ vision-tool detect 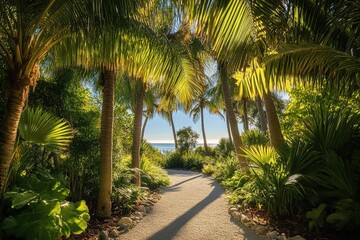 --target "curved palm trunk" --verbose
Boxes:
[132,83,145,187]
[96,69,116,218]
[141,114,149,142]
[256,96,267,133]
[200,106,208,153]
[169,112,178,150]
[263,92,284,149]
[0,77,30,194]
[219,63,248,170]
[242,98,249,131]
